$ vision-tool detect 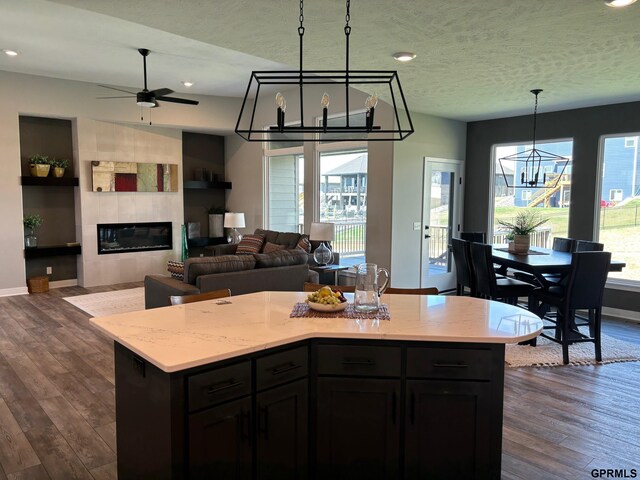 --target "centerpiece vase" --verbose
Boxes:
[513,234,530,254]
